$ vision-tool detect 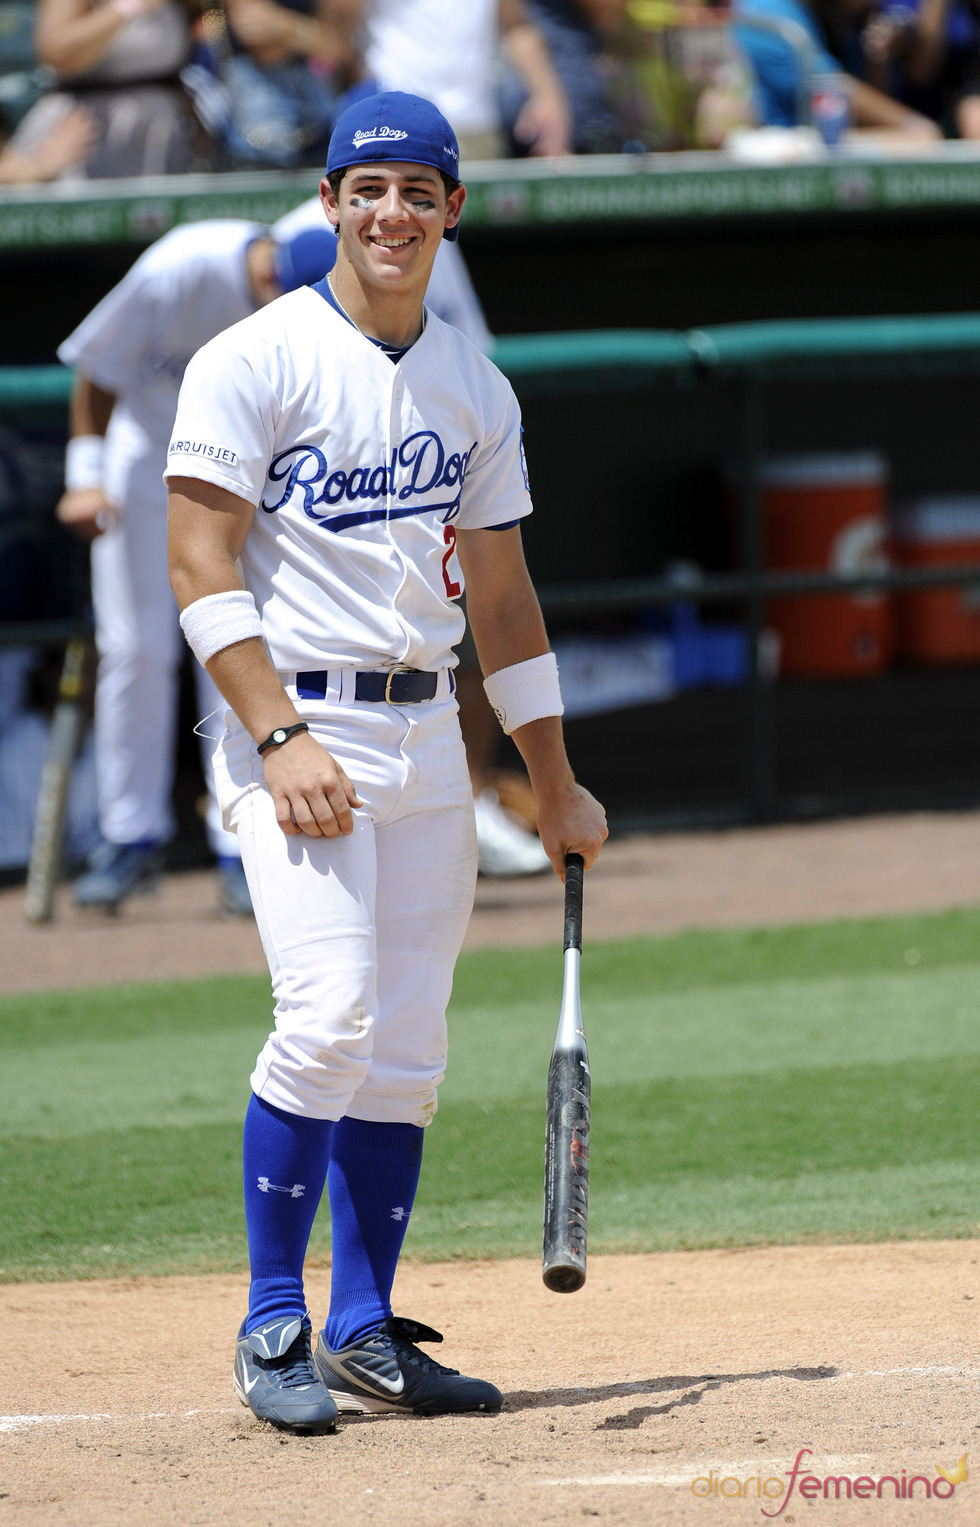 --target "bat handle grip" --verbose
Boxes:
[563,852,584,952]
